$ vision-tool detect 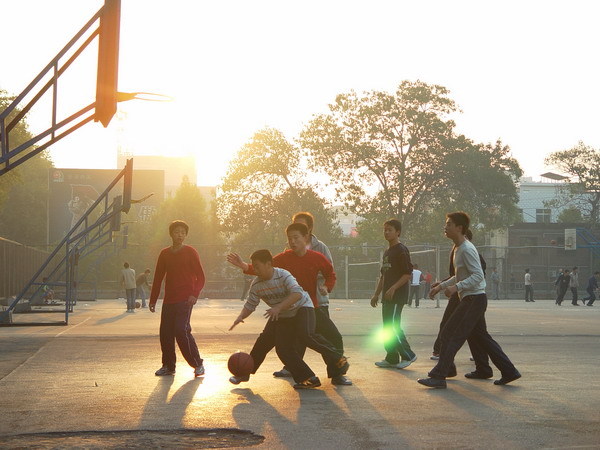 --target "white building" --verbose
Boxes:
[517,173,573,223]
